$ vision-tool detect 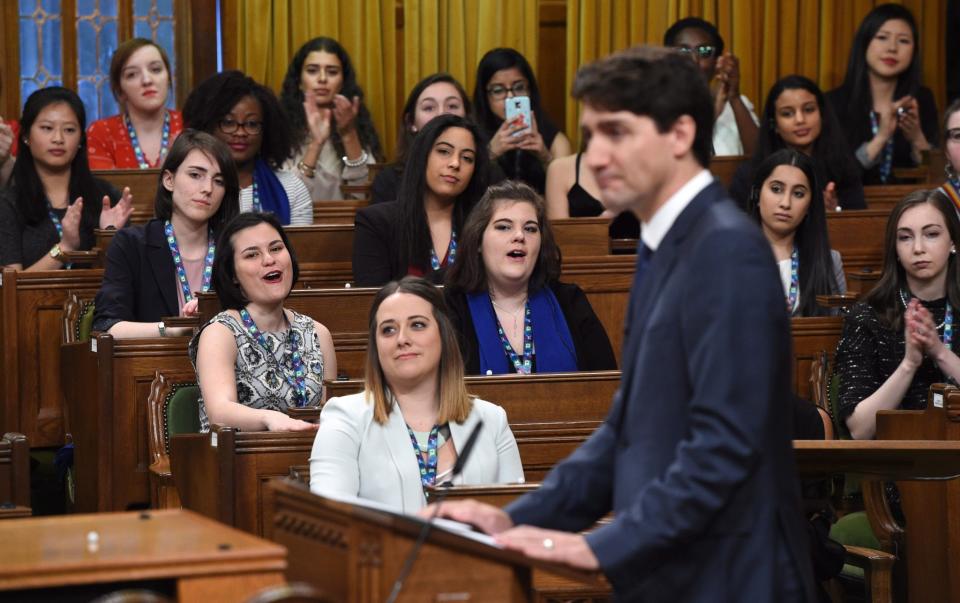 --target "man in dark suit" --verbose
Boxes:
[429,46,816,602]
